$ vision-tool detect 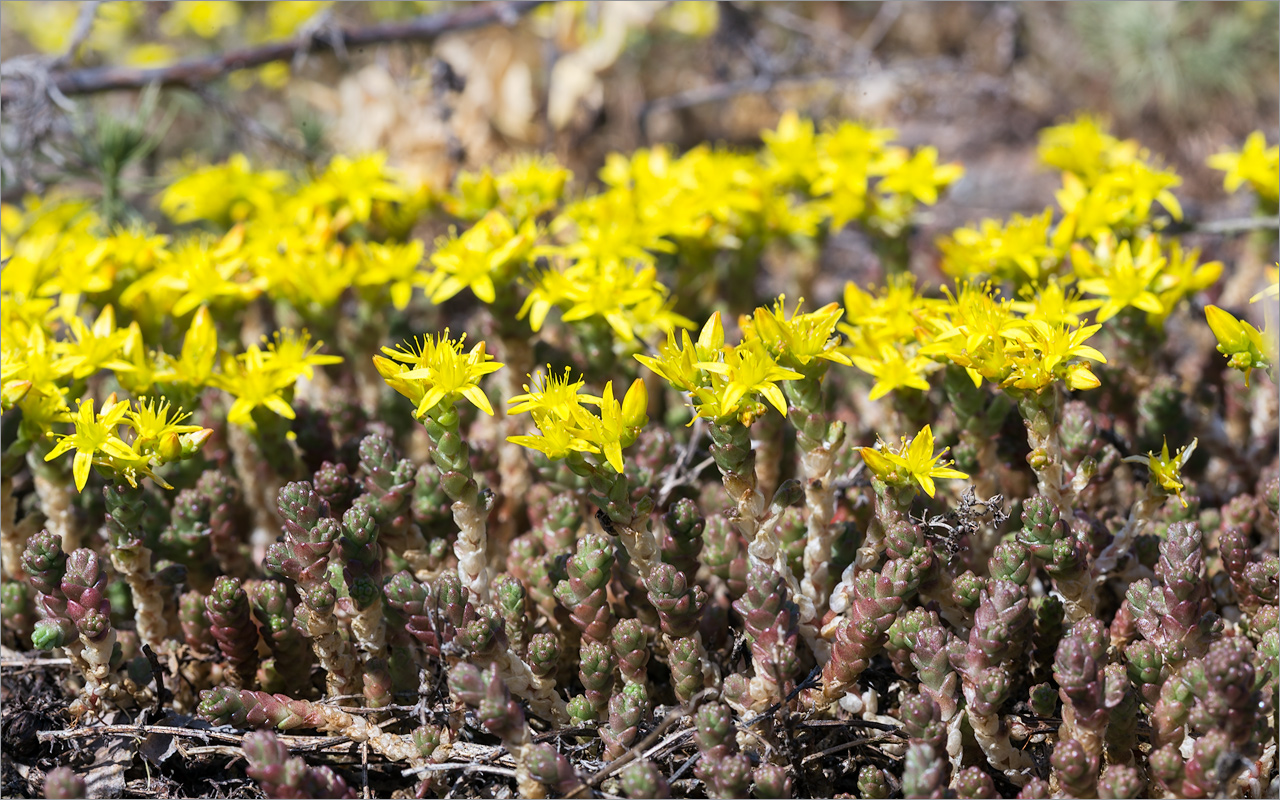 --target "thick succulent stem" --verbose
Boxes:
[62,549,119,711]
[248,580,314,695]
[205,576,261,688]
[496,333,534,534]
[266,481,359,699]
[1015,386,1069,512]
[104,484,172,649]
[448,664,549,798]
[422,403,491,603]
[341,499,391,708]
[564,452,659,583]
[786,370,845,621]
